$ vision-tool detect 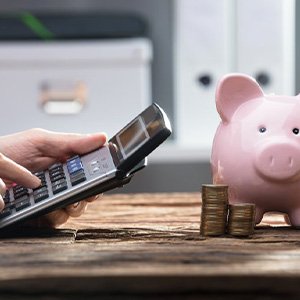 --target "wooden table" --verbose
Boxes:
[0,193,299,299]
